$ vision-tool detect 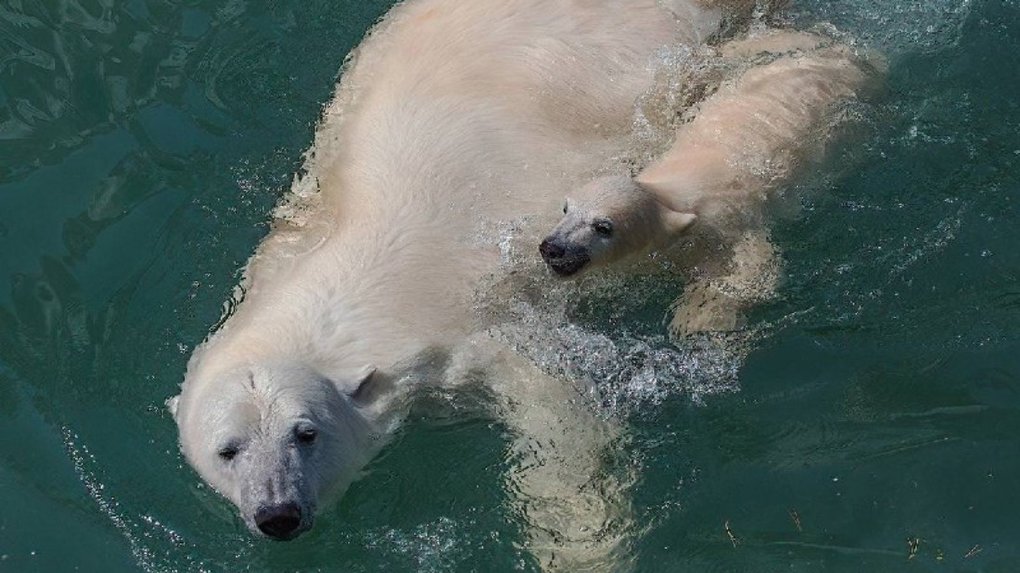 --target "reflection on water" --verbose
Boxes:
[2,0,1020,571]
